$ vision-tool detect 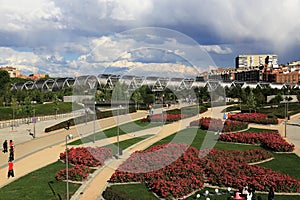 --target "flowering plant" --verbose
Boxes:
[56,164,90,181]
[219,131,295,152]
[228,113,278,124]
[109,143,300,198]
[190,117,248,132]
[59,147,112,167]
